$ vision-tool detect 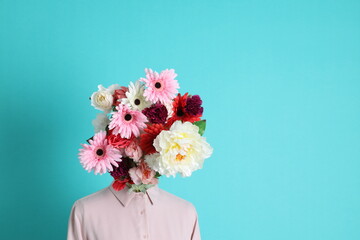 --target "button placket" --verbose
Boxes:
[142,194,150,240]
[134,193,149,240]
[132,194,142,239]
